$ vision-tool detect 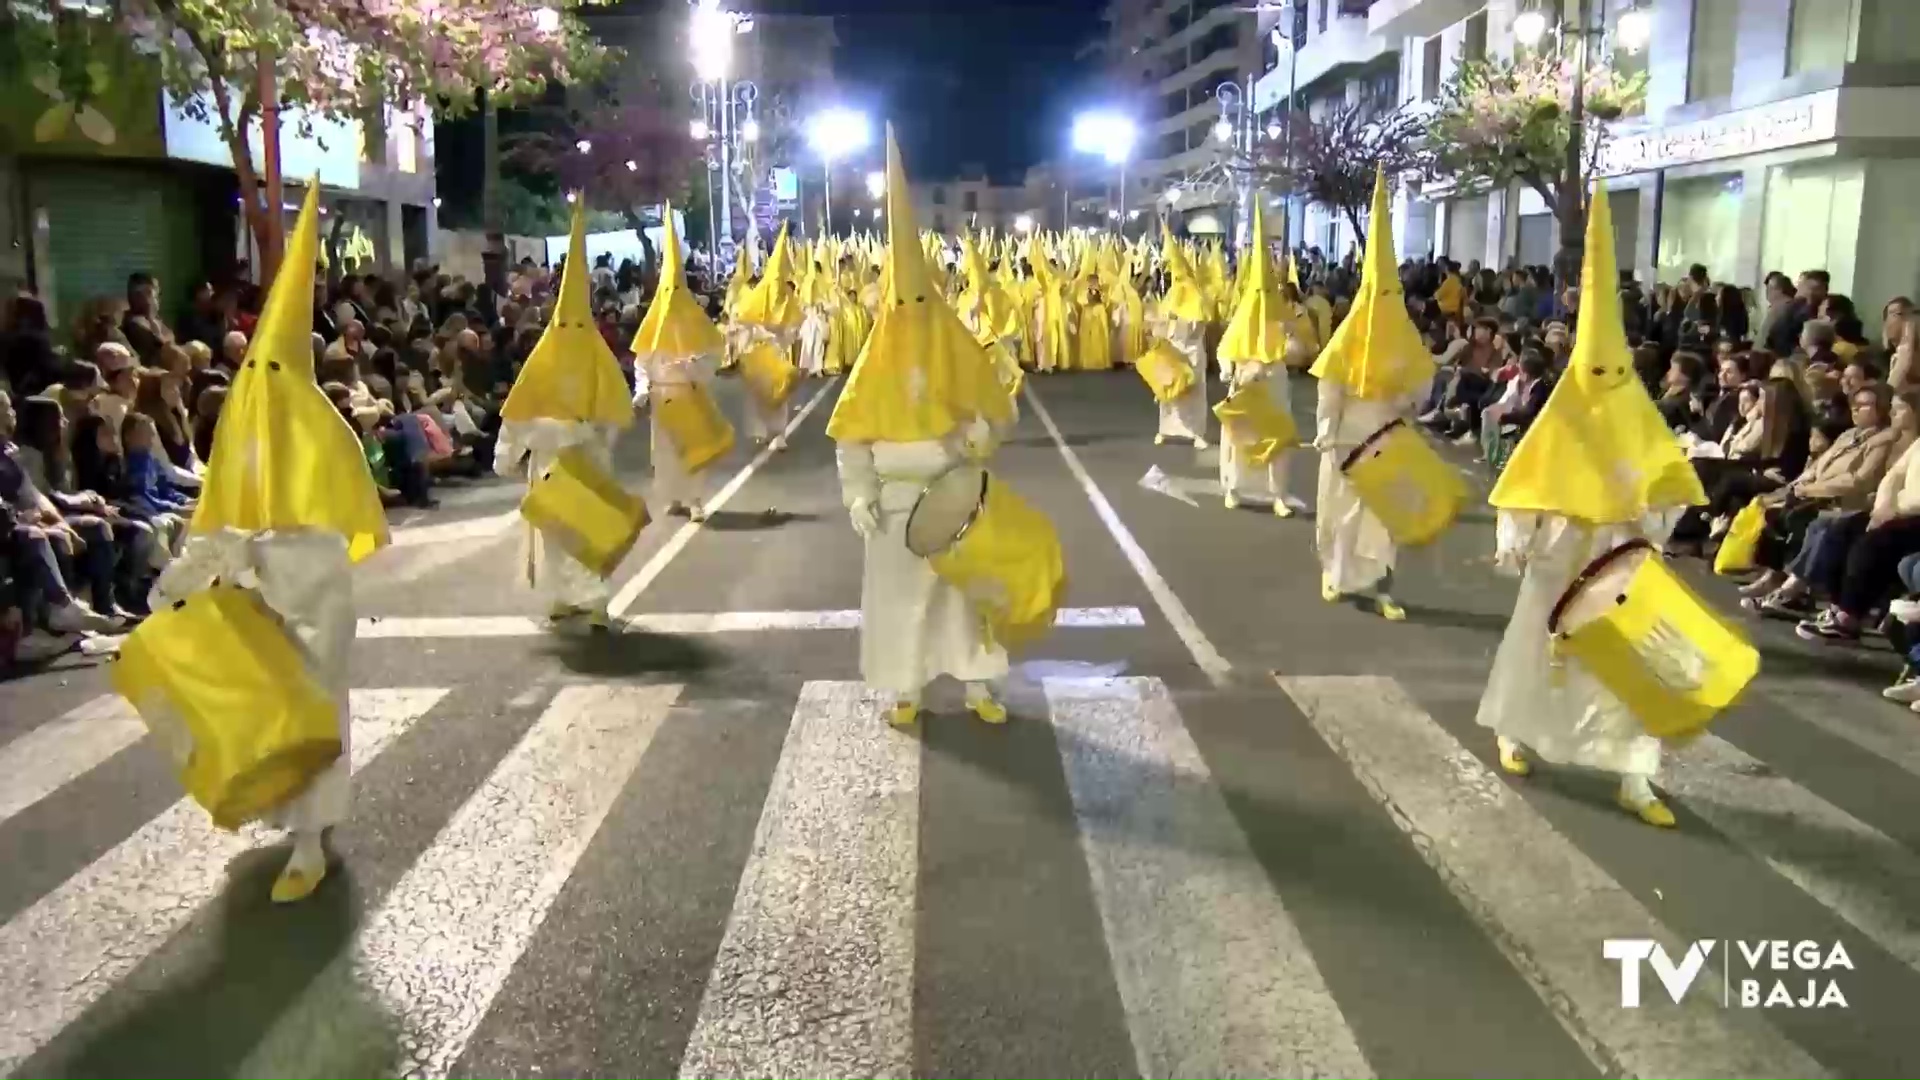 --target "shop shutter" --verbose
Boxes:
[33,164,171,338]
